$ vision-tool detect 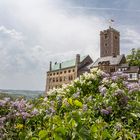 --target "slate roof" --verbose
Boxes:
[51,55,88,71]
[124,66,140,73]
[119,63,129,68]
[92,54,125,67]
